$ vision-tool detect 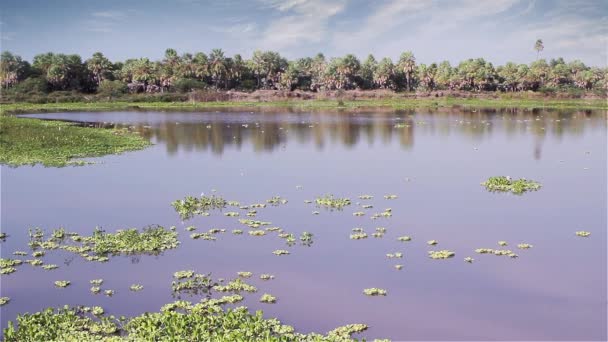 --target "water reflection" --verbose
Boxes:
[59,107,606,160]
